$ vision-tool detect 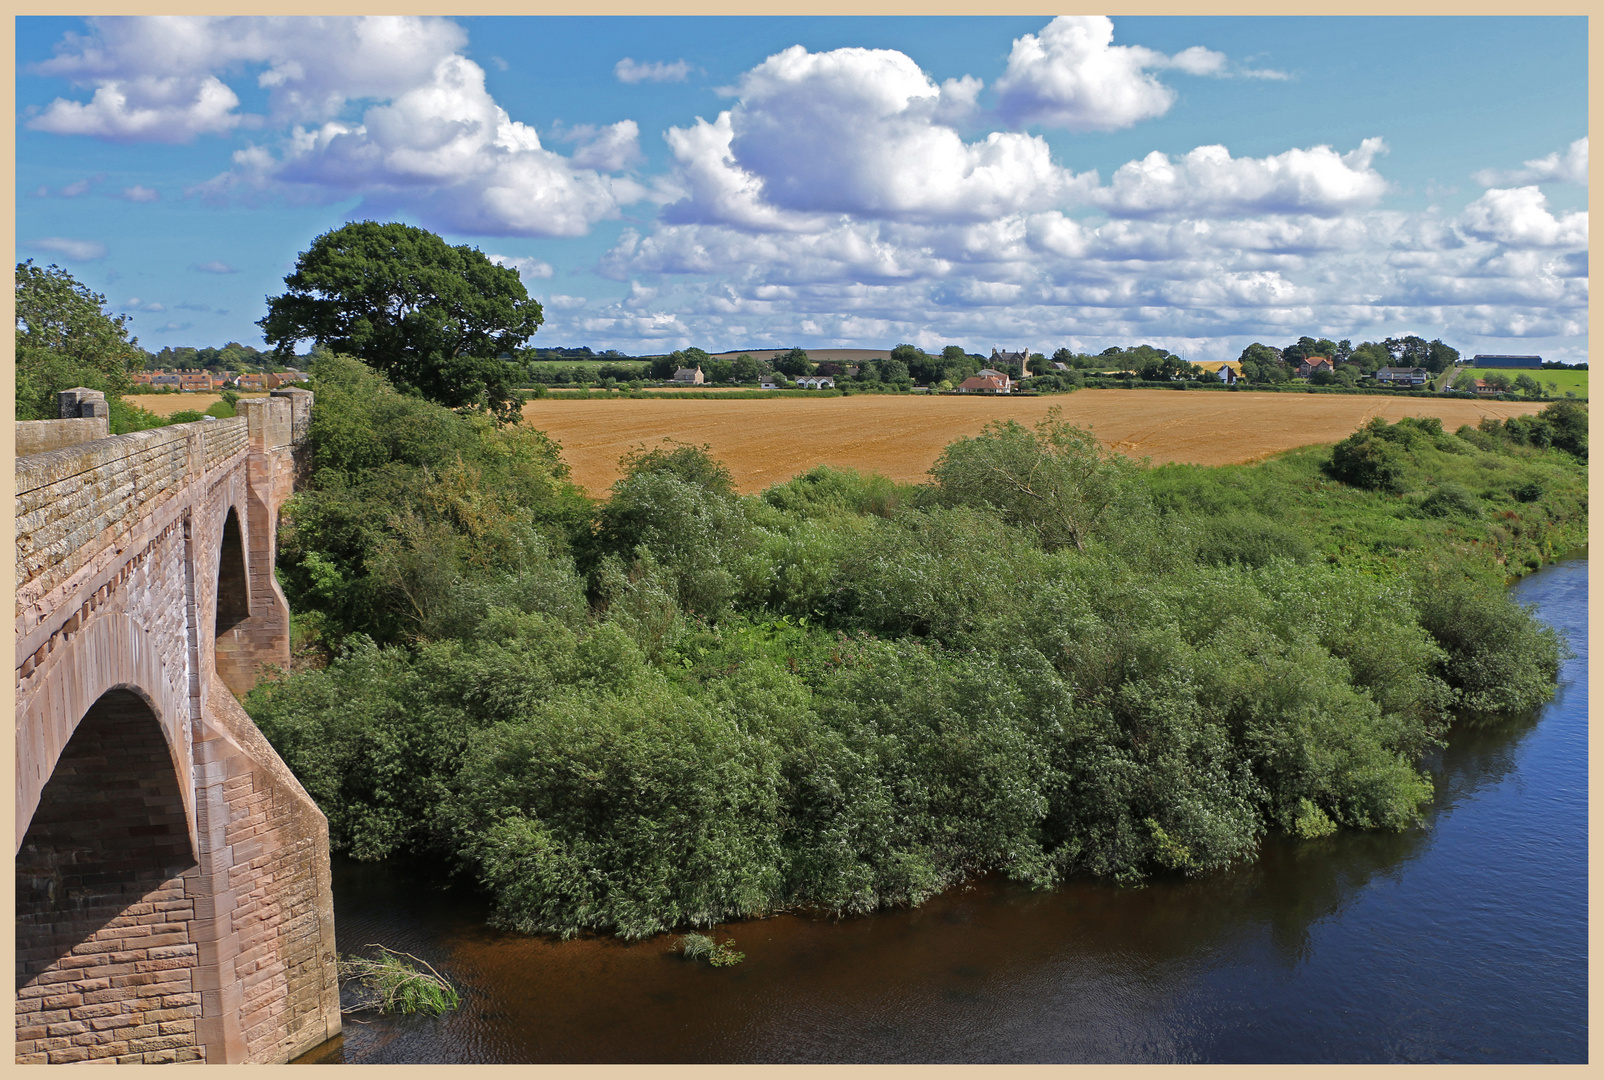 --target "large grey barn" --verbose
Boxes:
[1473,354,1543,368]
